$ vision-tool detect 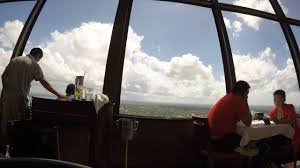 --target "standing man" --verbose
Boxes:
[208,80,252,152]
[0,48,66,155]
